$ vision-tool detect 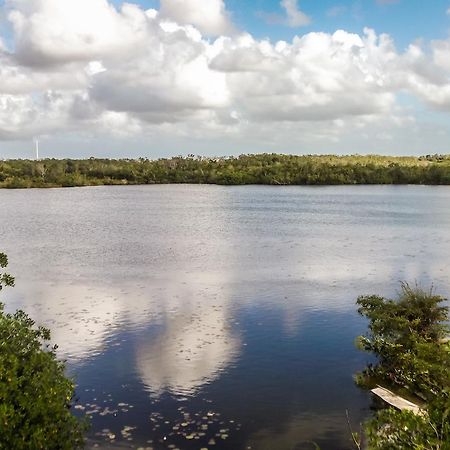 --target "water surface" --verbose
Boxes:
[1,185,450,450]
